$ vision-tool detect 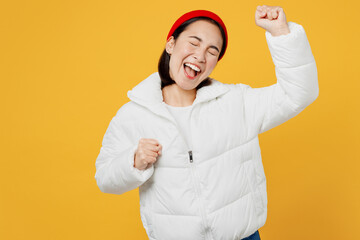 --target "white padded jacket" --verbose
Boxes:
[94,22,319,240]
